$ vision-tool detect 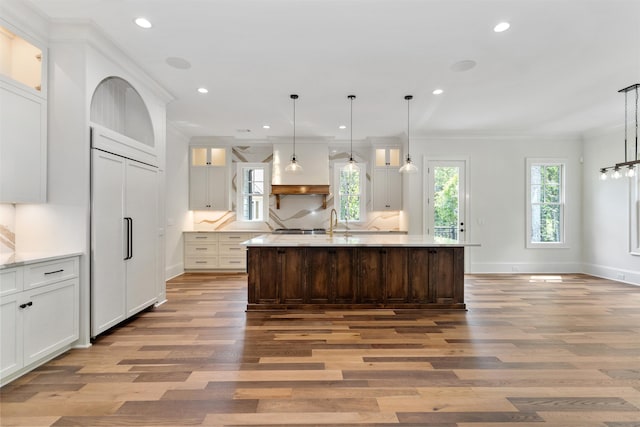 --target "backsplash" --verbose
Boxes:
[0,203,16,254]
[192,144,401,231]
